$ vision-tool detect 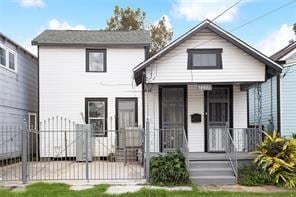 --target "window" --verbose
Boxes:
[85,98,107,136]
[86,49,106,72]
[9,52,15,70]
[0,47,6,66]
[28,112,37,130]
[187,48,222,69]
